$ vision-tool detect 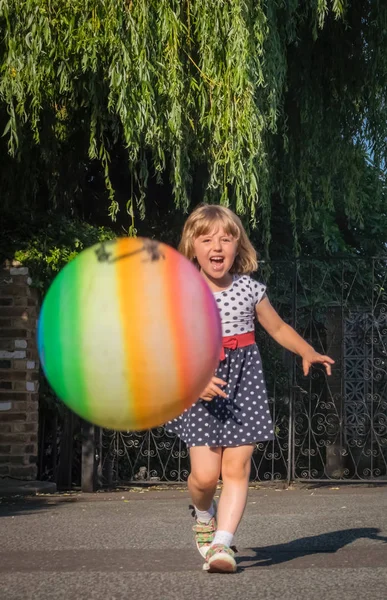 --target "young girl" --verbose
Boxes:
[167,204,334,574]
